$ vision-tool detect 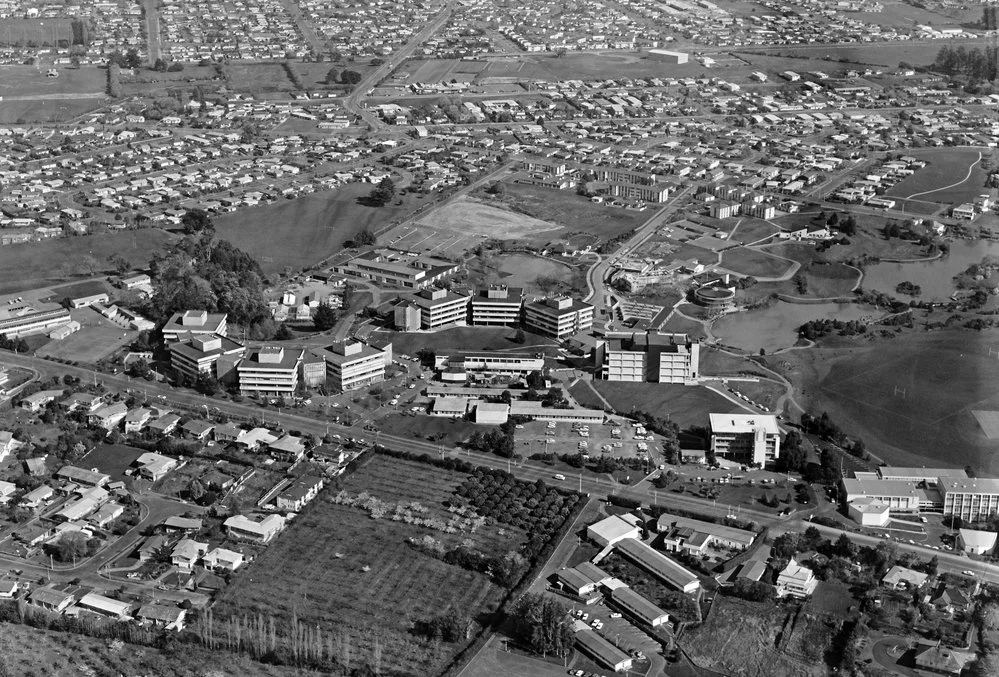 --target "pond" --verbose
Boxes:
[860,239,999,301]
[712,301,875,353]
